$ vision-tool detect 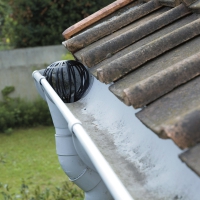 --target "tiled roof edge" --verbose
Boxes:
[62,0,135,40]
[64,0,161,52]
[80,4,190,68]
